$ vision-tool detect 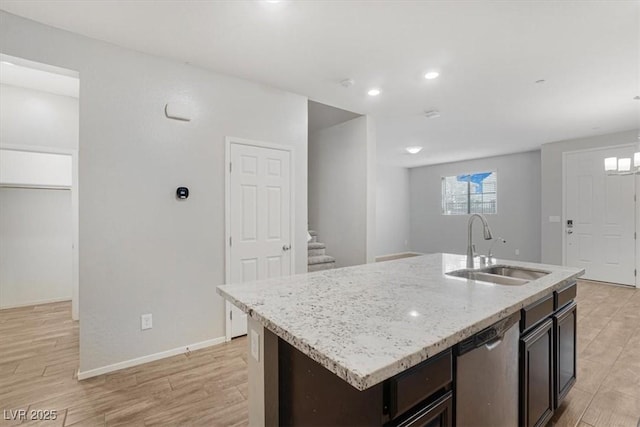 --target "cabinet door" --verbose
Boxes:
[520,318,554,427]
[391,392,452,427]
[554,302,577,407]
